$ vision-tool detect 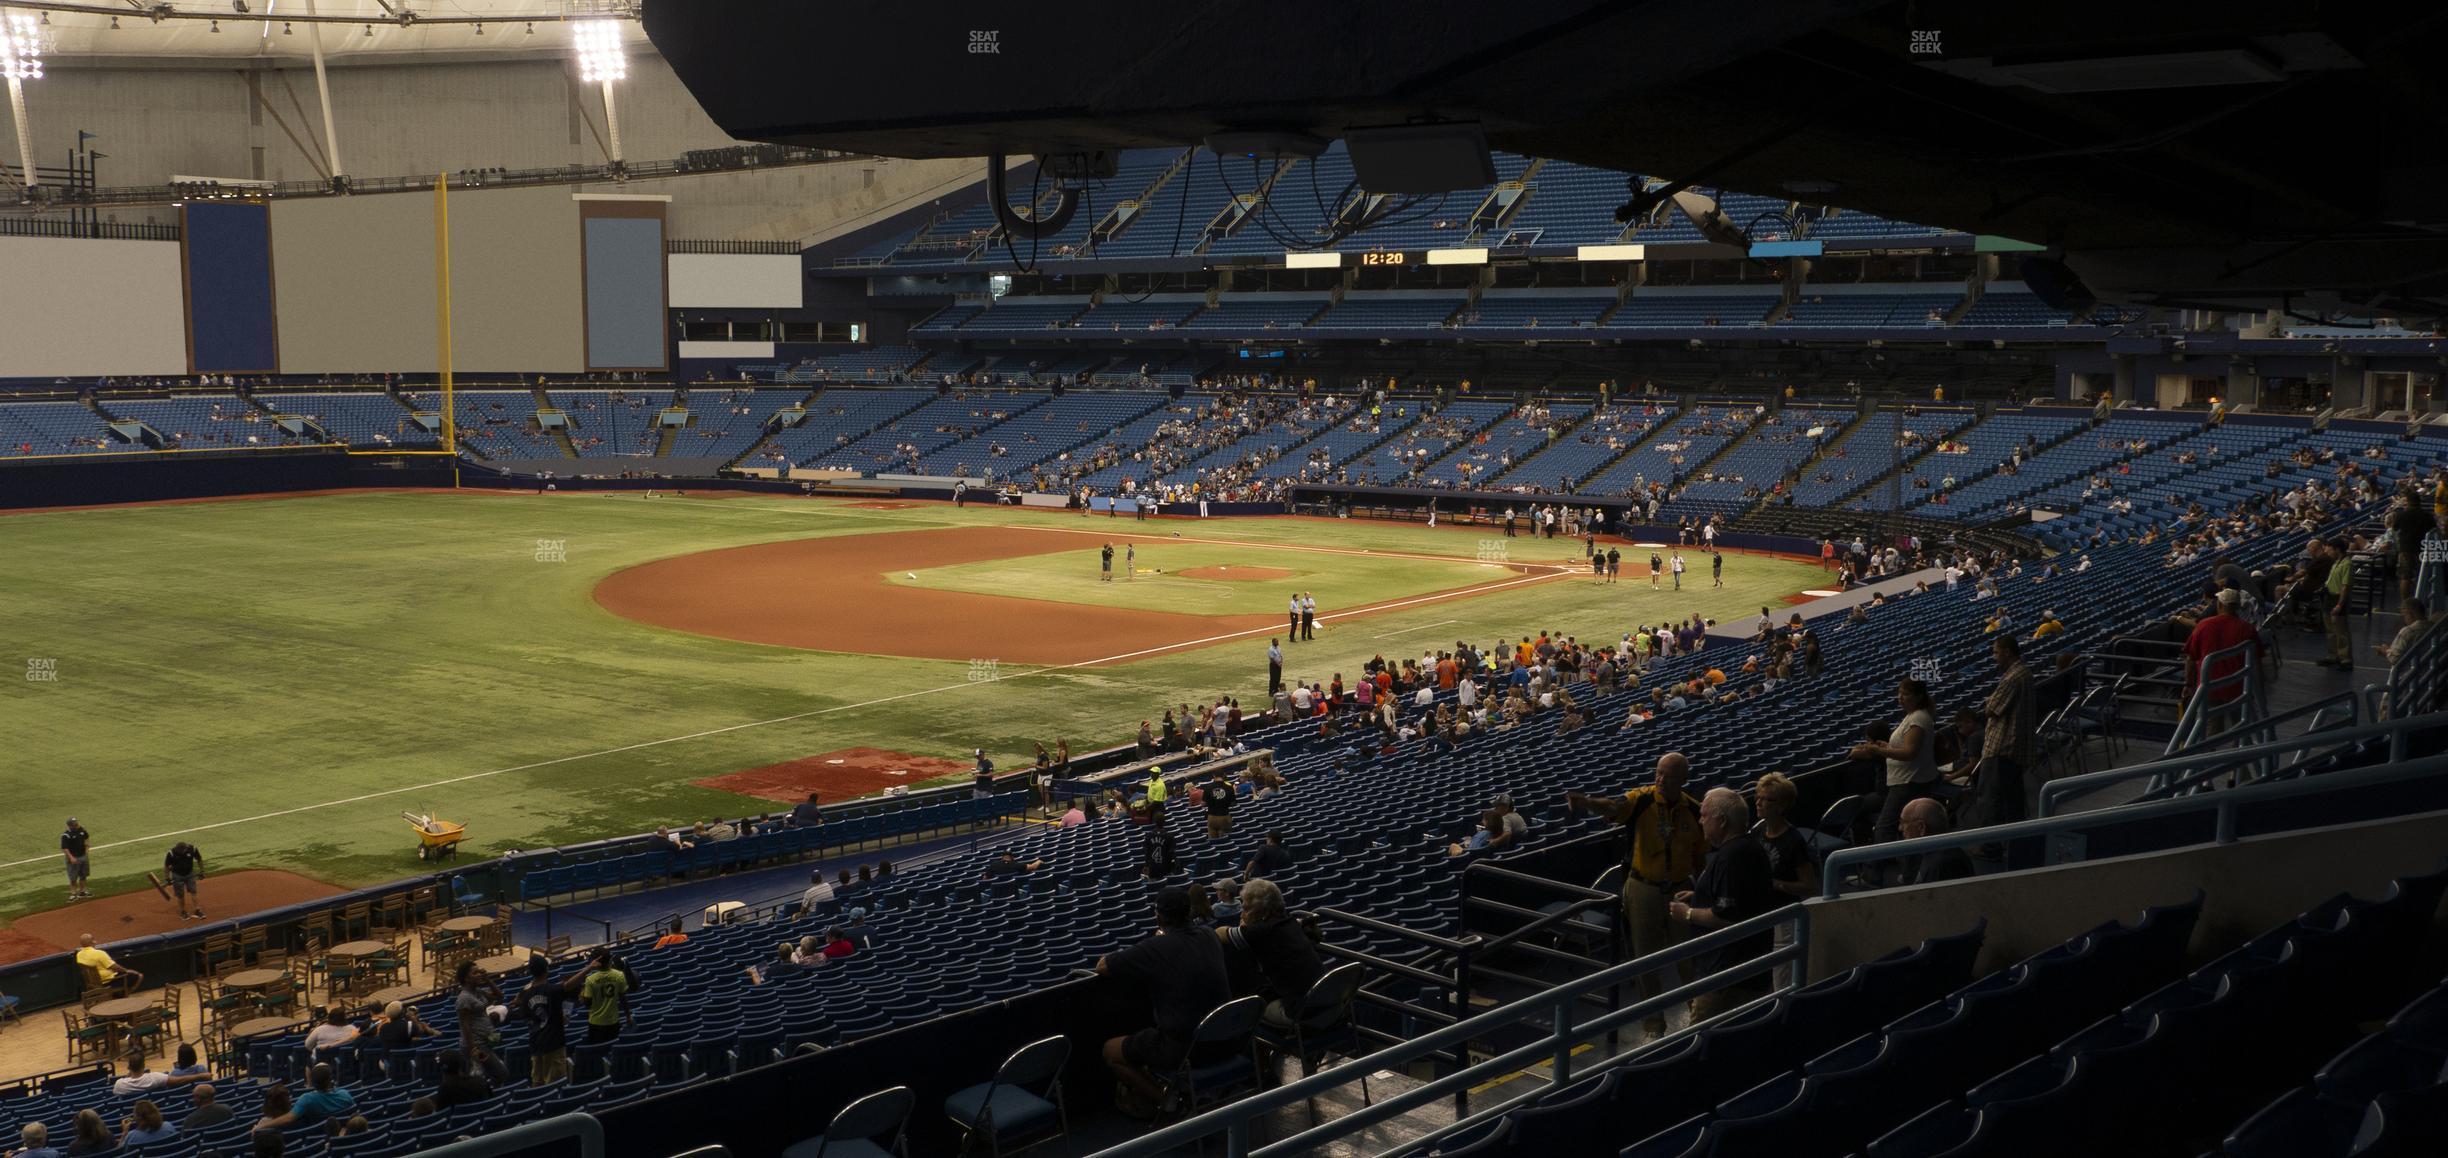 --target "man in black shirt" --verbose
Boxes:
[972,749,996,799]
[61,818,91,901]
[164,842,204,920]
[1900,798,1975,886]
[1243,831,1293,881]
[1096,886,1230,1118]
[787,792,823,828]
[1202,774,1236,840]
[1216,879,1322,1029]
[513,955,572,1086]
[430,1050,494,1109]
[1669,788,1781,1020]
